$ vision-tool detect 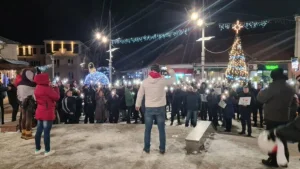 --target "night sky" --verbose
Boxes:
[1,0,300,70]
